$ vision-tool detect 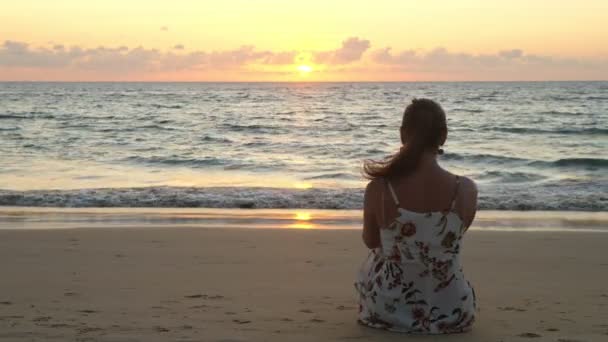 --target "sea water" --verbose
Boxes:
[1,82,606,210]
